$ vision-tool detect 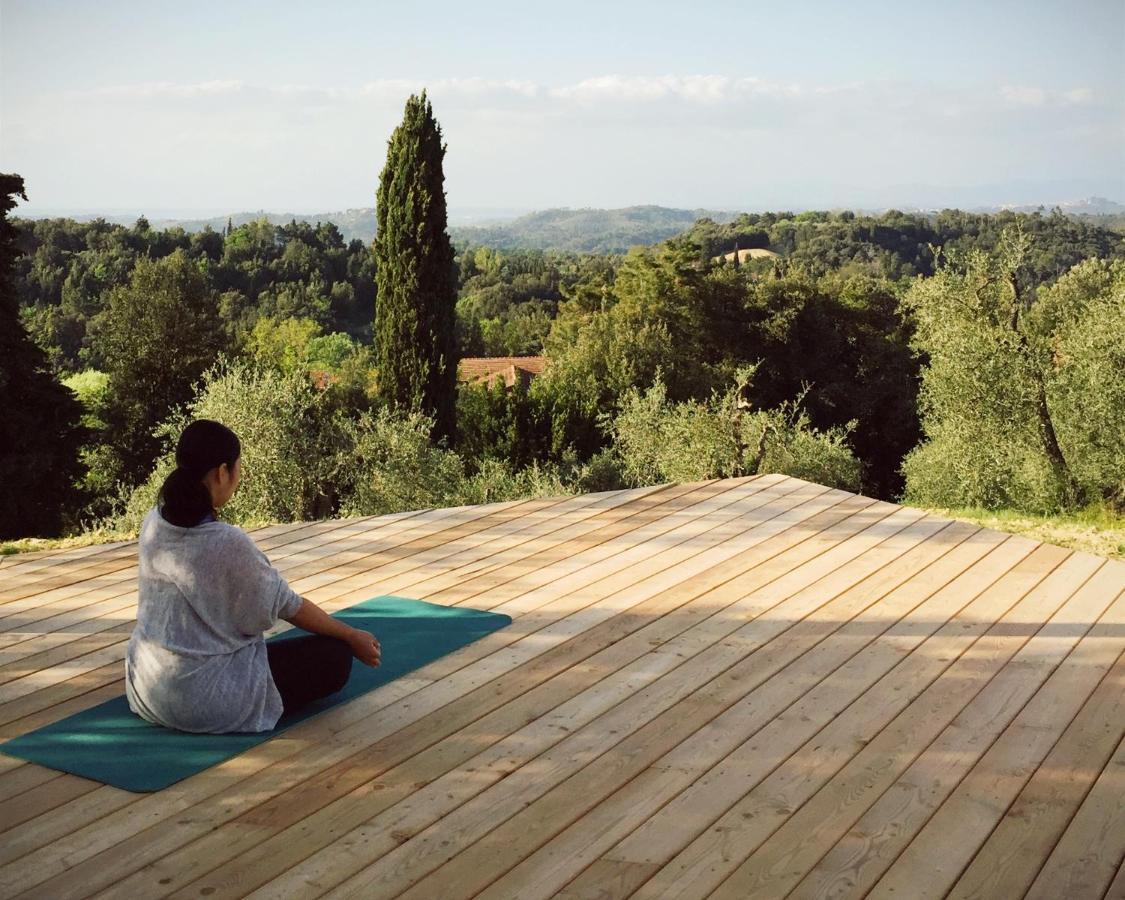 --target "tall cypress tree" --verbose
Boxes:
[373,92,458,442]
[0,174,86,538]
